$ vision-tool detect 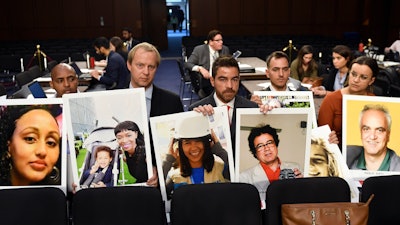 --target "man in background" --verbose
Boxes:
[126,42,184,186]
[89,36,130,90]
[122,27,140,51]
[50,63,79,97]
[185,29,230,98]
